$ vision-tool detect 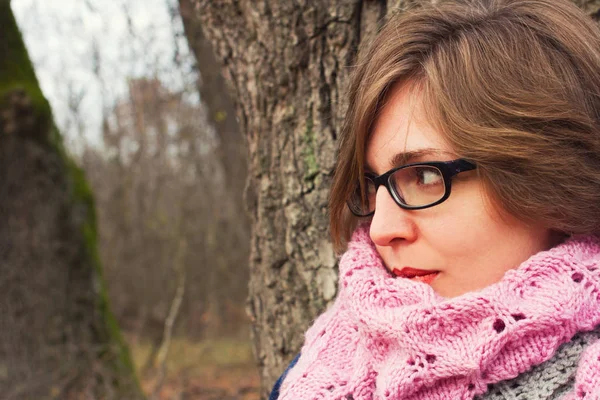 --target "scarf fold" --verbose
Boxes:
[278,226,600,400]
